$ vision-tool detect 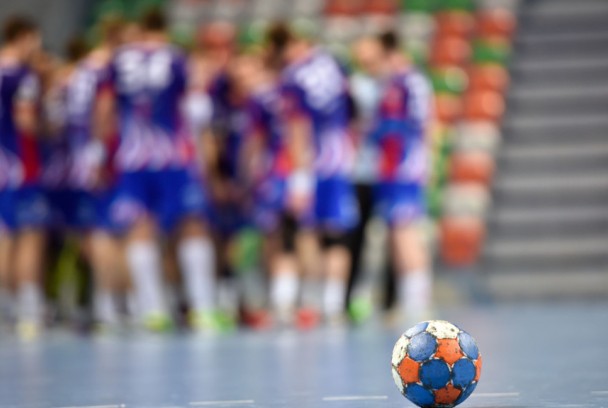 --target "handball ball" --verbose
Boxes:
[392,320,482,408]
